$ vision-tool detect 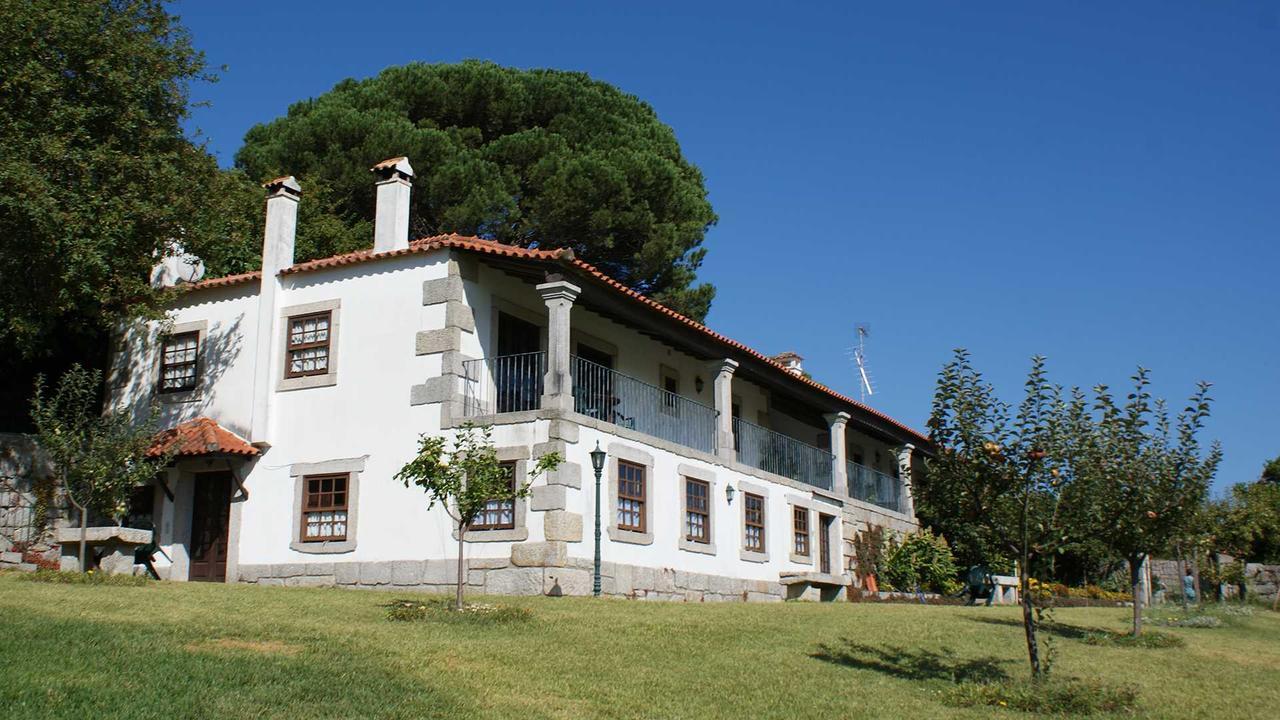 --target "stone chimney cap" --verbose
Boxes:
[370,156,414,178]
[262,175,301,195]
[773,351,803,362]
